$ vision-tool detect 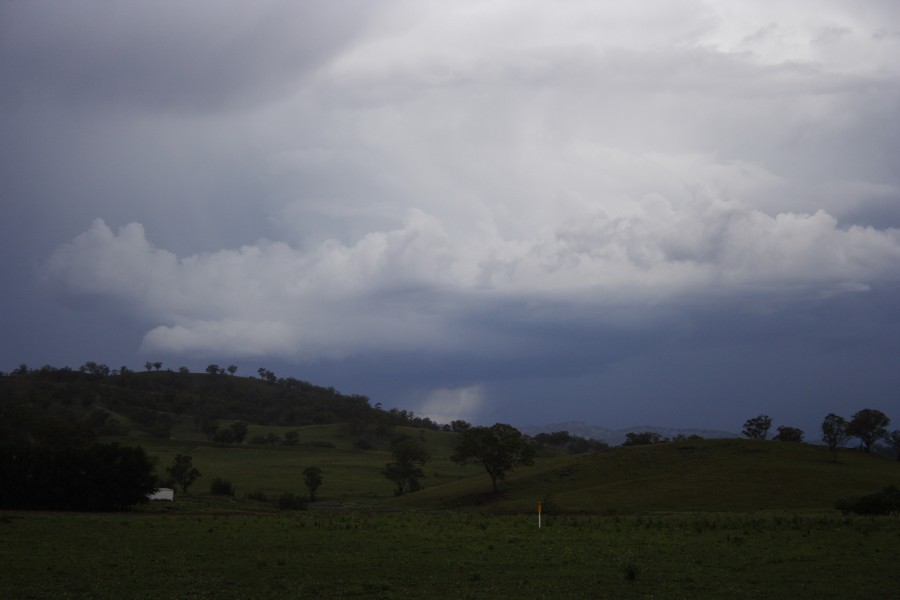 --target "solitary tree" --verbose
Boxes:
[382,438,430,495]
[773,426,804,442]
[847,408,890,453]
[451,423,535,493]
[821,413,852,462]
[167,454,201,494]
[226,365,238,376]
[303,466,323,502]
[742,415,772,440]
